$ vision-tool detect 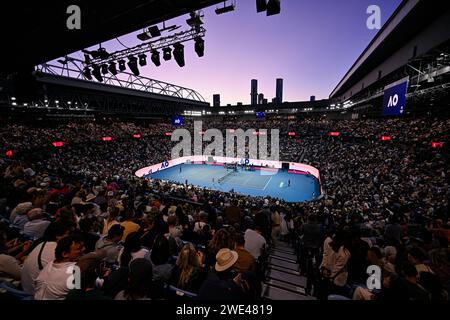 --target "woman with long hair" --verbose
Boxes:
[318,229,352,300]
[206,228,233,267]
[117,232,149,267]
[171,243,205,293]
[115,258,153,300]
[149,234,173,282]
